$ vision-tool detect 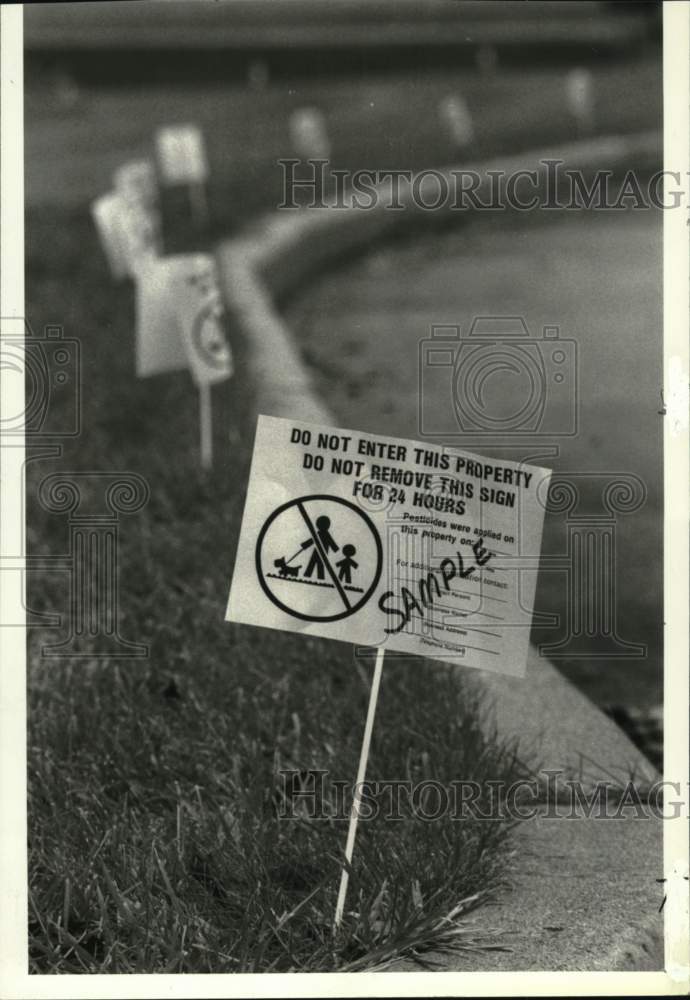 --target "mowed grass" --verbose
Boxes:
[29,648,525,972]
[25,55,659,972]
